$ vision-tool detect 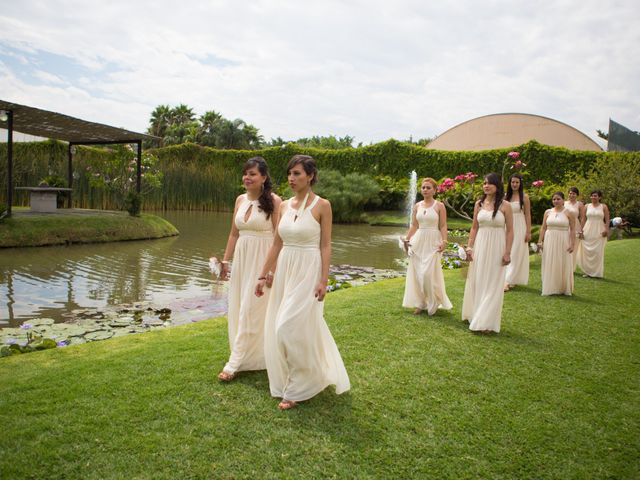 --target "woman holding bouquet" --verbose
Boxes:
[462,173,514,333]
[538,192,576,295]
[576,190,610,278]
[217,157,281,382]
[504,174,531,291]
[256,155,350,410]
[402,177,452,316]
